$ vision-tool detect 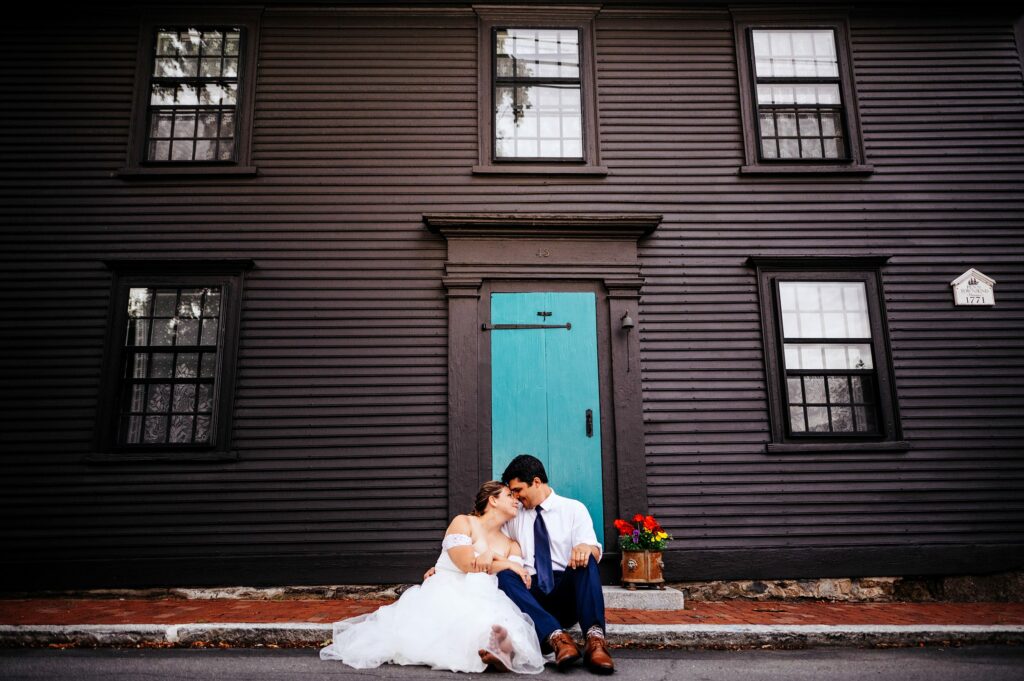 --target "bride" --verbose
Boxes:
[320,481,546,674]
